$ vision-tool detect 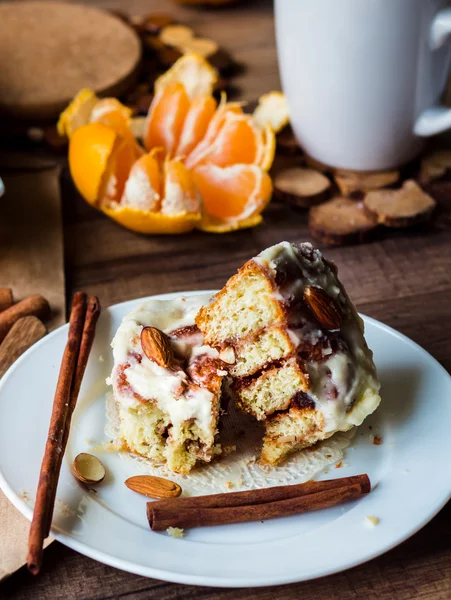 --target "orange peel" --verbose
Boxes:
[103,206,201,234]
[154,53,217,99]
[252,91,290,133]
